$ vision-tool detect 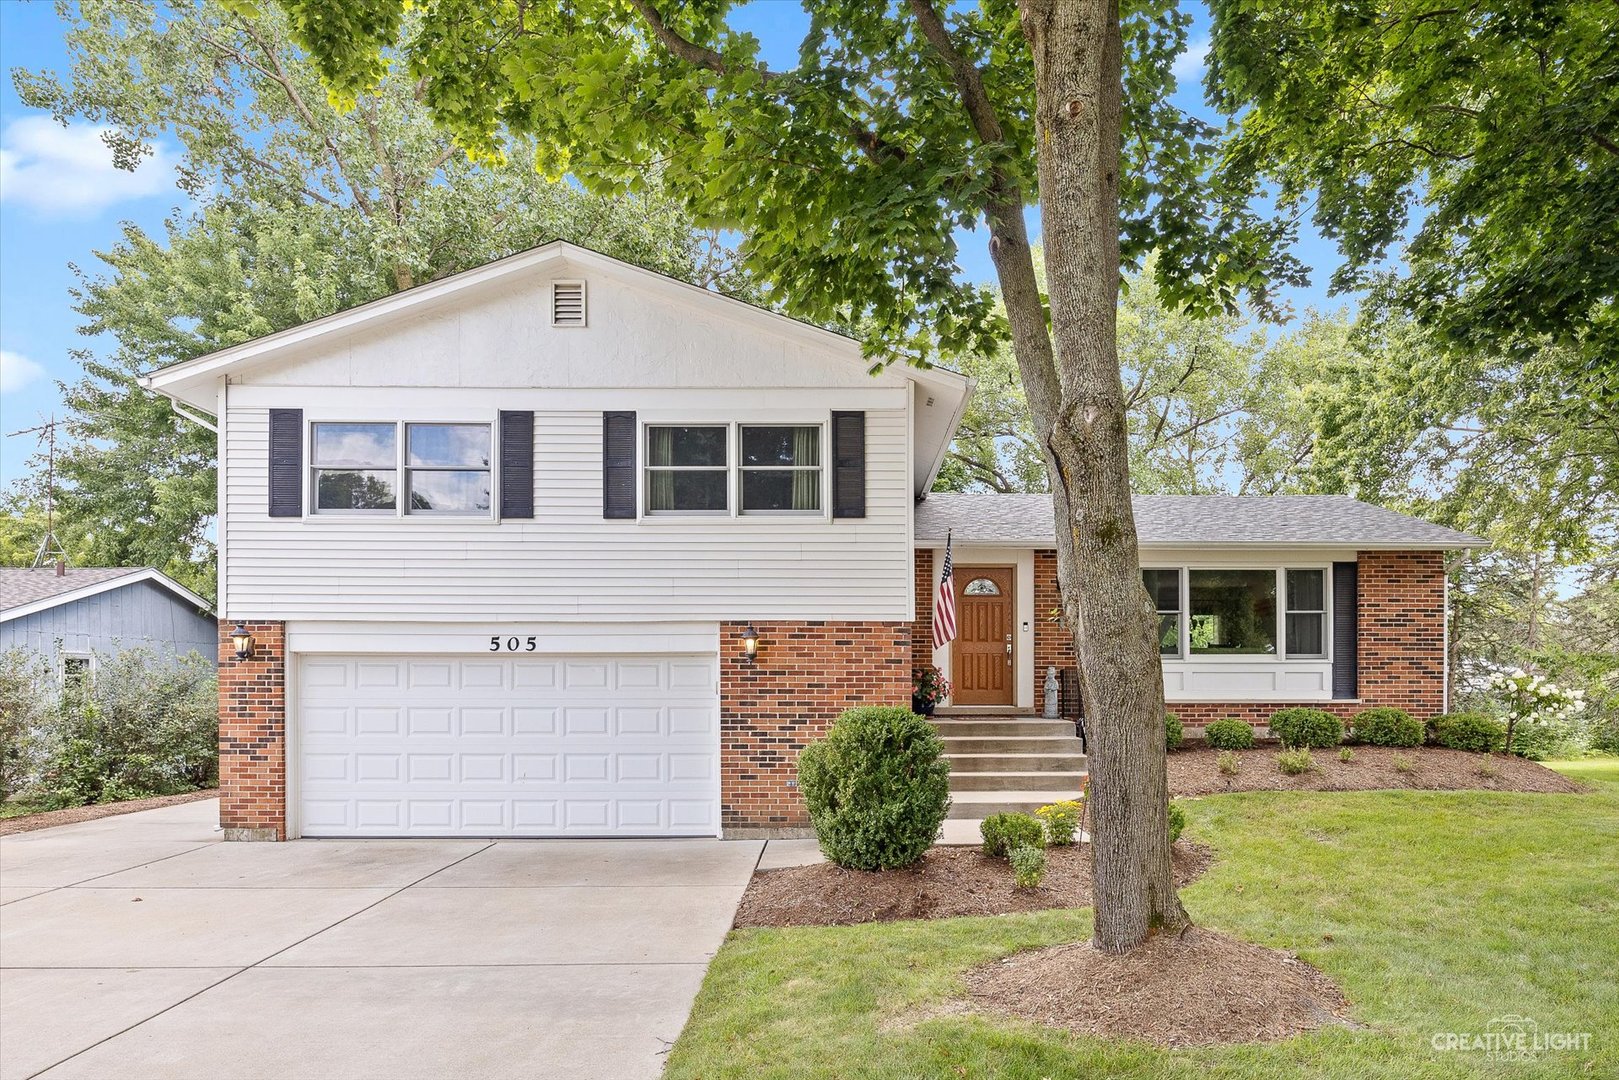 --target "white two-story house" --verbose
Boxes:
[145,242,1483,841]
